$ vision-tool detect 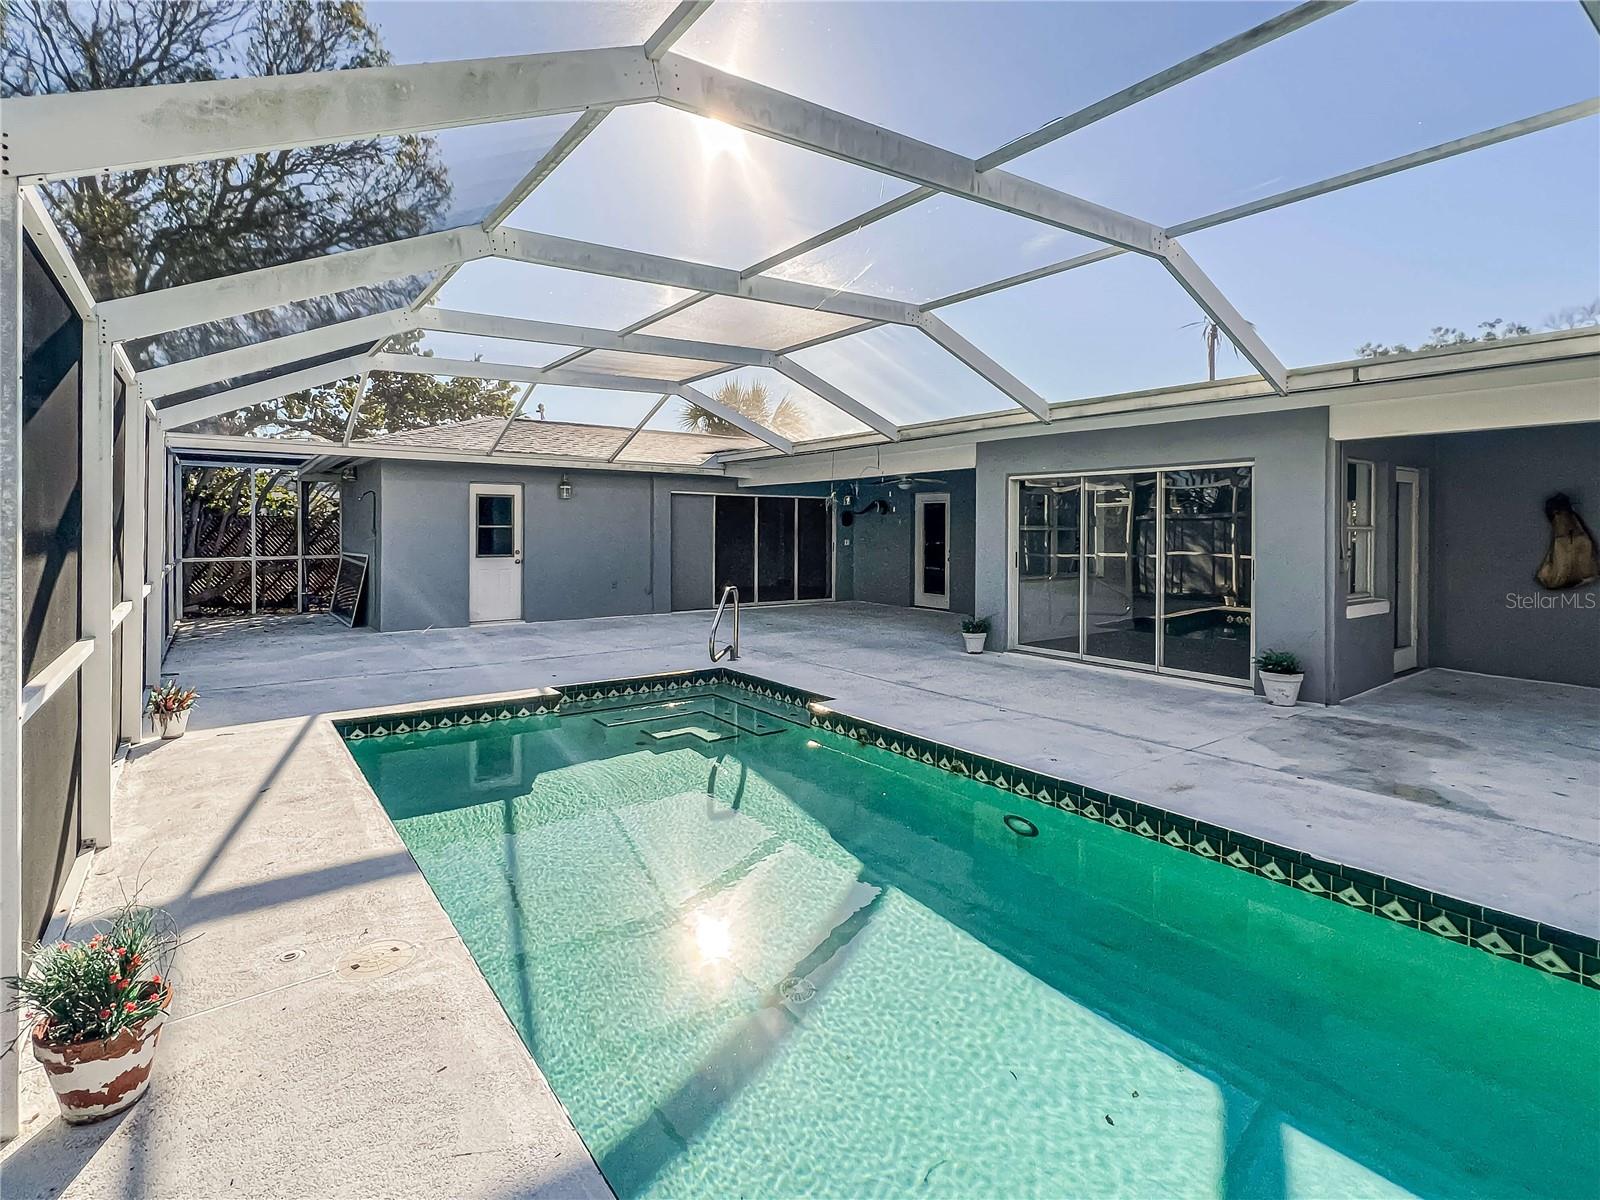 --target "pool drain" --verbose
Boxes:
[274,949,305,964]
[779,976,817,1005]
[1003,814,1039,838]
